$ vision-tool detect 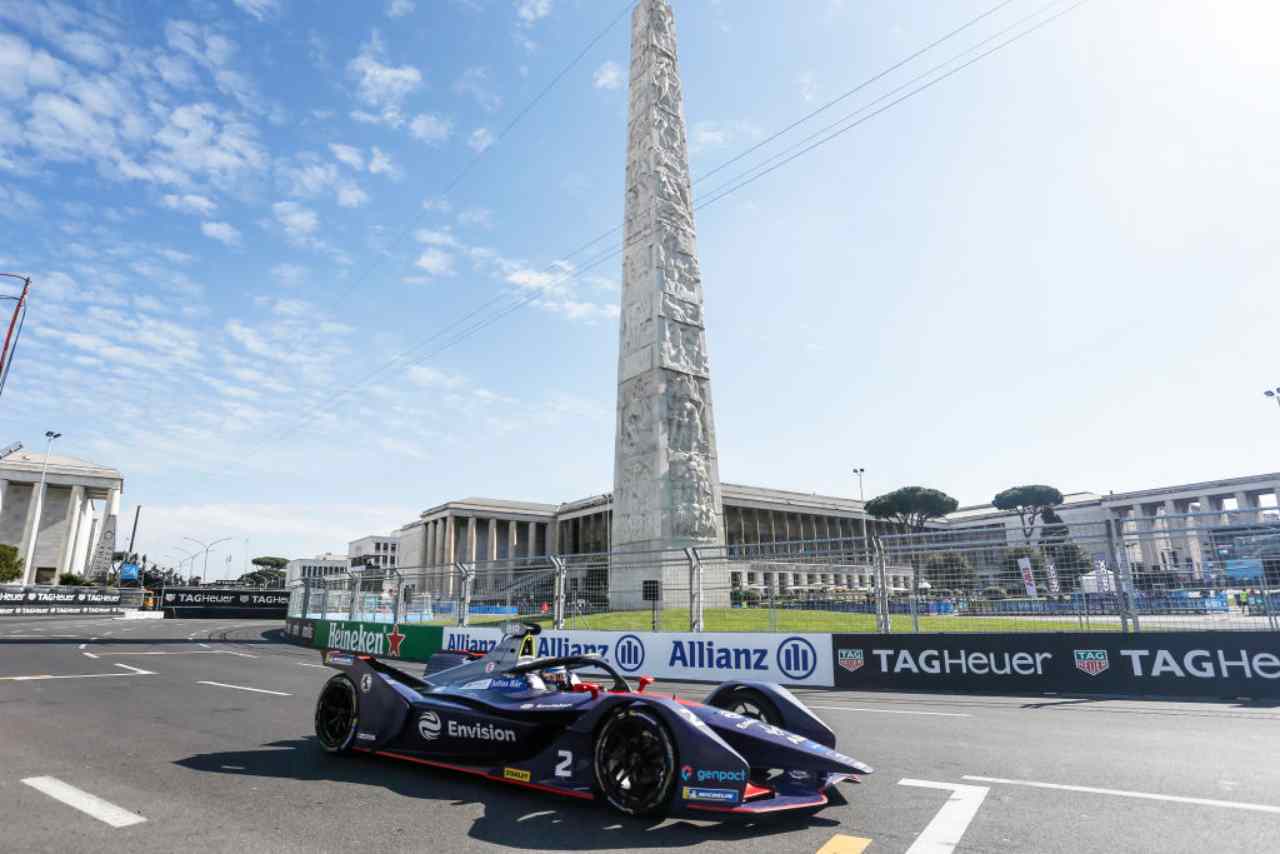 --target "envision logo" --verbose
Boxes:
[418,711,442,741]
[614,634,645,673]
